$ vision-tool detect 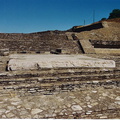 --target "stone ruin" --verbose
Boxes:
[0,20,120,119]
